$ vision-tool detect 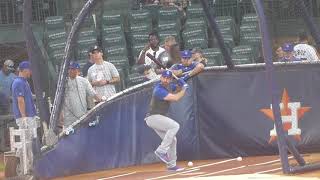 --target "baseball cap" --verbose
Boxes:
[69,61,80,69]
[4,60,14,70]
[180,50,192,58]
[282,43,294,52]
[89,45,102,53]
[18,61,31,70]
[161,70,172,78]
